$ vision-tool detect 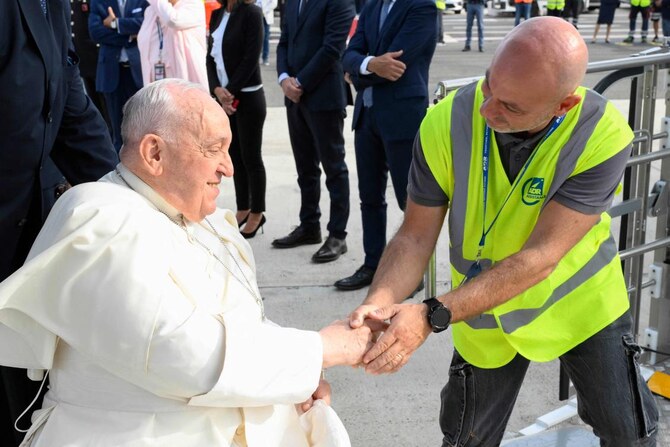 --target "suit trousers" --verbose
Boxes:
[286,102,349,239]
[354,106,413,269]
[104,64,141,152]
[229,88,267,213]
[439,311,659,447]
